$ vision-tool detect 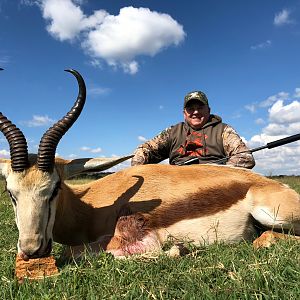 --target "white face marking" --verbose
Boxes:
[5,167,61,257]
